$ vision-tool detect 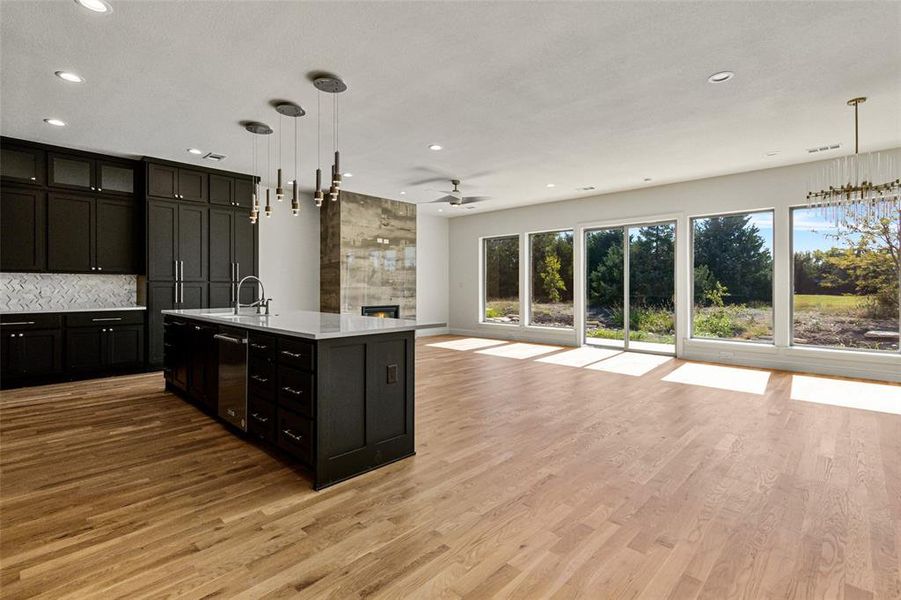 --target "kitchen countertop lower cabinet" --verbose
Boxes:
[163,315,415,490]
[0,310,145,388]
